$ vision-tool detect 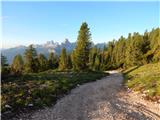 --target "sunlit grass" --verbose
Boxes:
[123,62,160,101]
